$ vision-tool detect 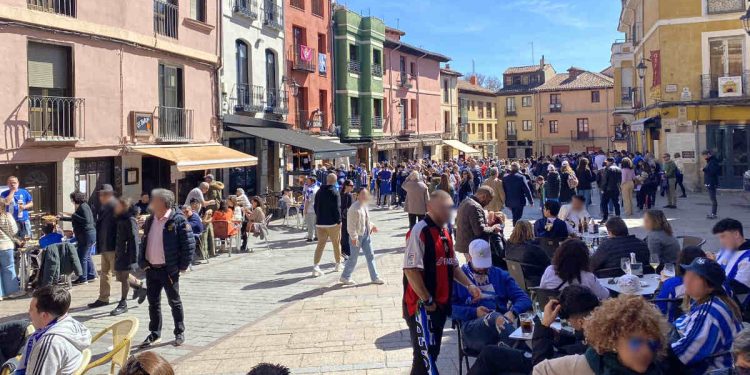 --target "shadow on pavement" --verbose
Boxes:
[242,276,309,290]
[375,329,412,351]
